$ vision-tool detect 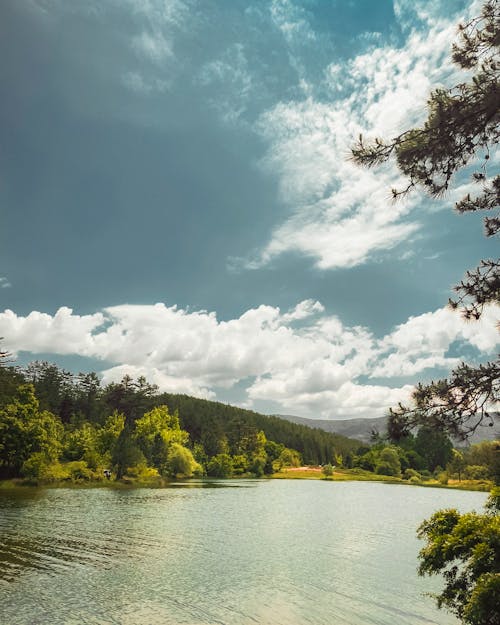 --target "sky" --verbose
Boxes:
[0,0,498,421]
